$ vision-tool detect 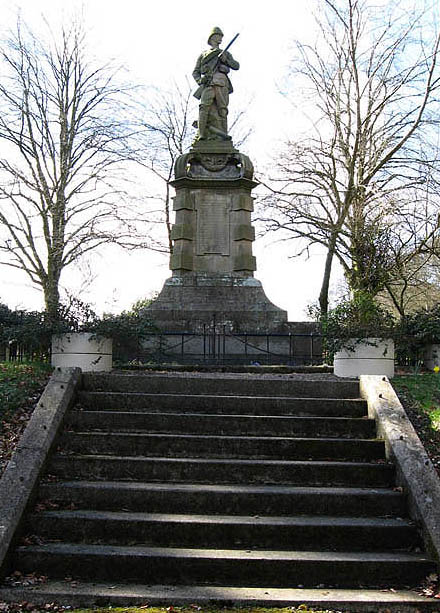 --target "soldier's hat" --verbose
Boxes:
[208,27,224,45]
